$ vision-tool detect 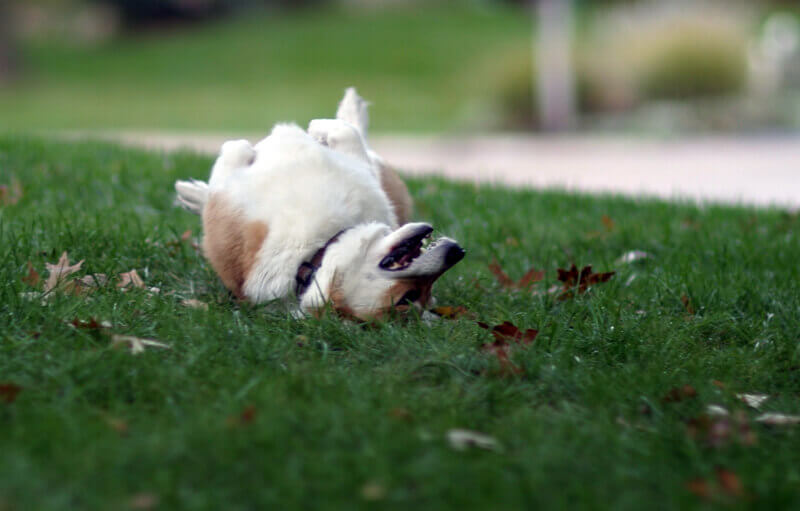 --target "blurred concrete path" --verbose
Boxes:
[76,131,800,209]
